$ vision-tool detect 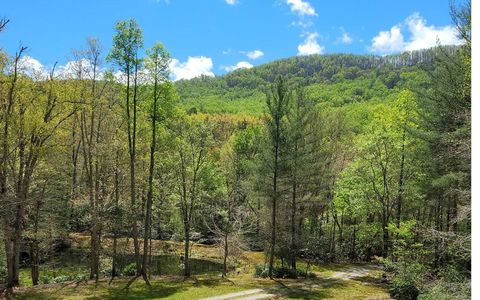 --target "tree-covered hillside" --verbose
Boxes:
[175,48,454,116]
